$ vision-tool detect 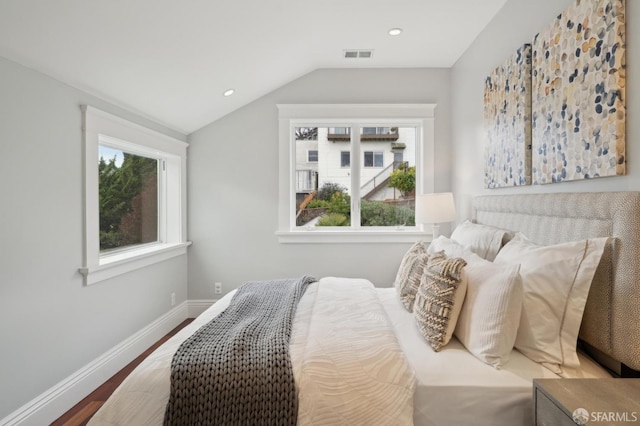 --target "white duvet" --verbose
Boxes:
[89,278,416,425]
